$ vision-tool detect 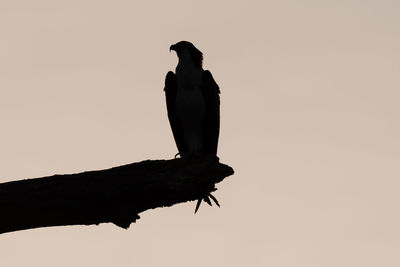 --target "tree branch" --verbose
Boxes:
[0,158,234,234]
